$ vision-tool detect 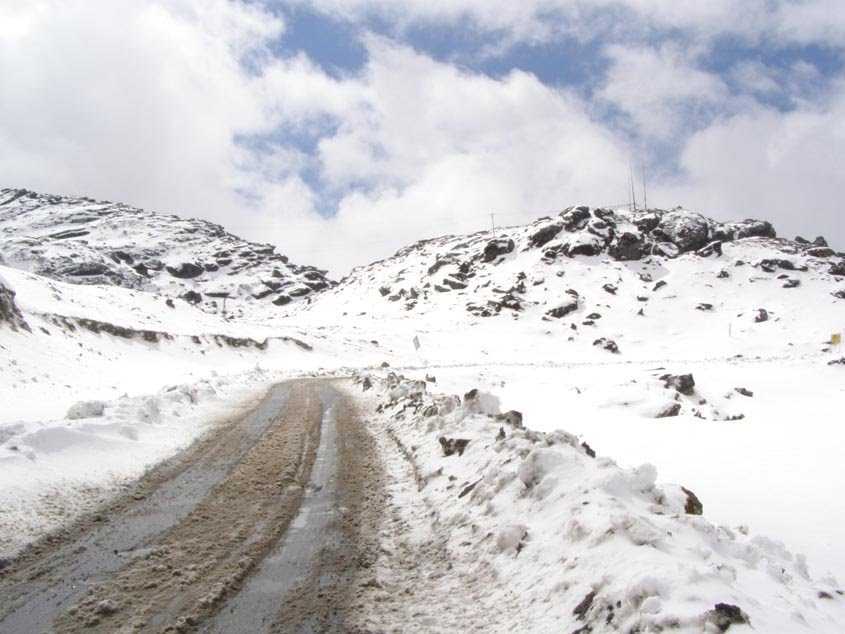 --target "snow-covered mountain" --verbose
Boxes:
[2,188,845,631]
[316,204,843,320]
[0,188,334,317]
